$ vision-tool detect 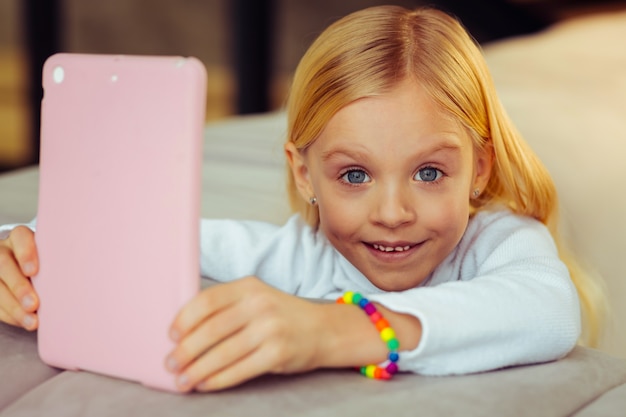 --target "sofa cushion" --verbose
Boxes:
[0,346,624,417]
[483,11,626,358]
[0,324,60,409]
